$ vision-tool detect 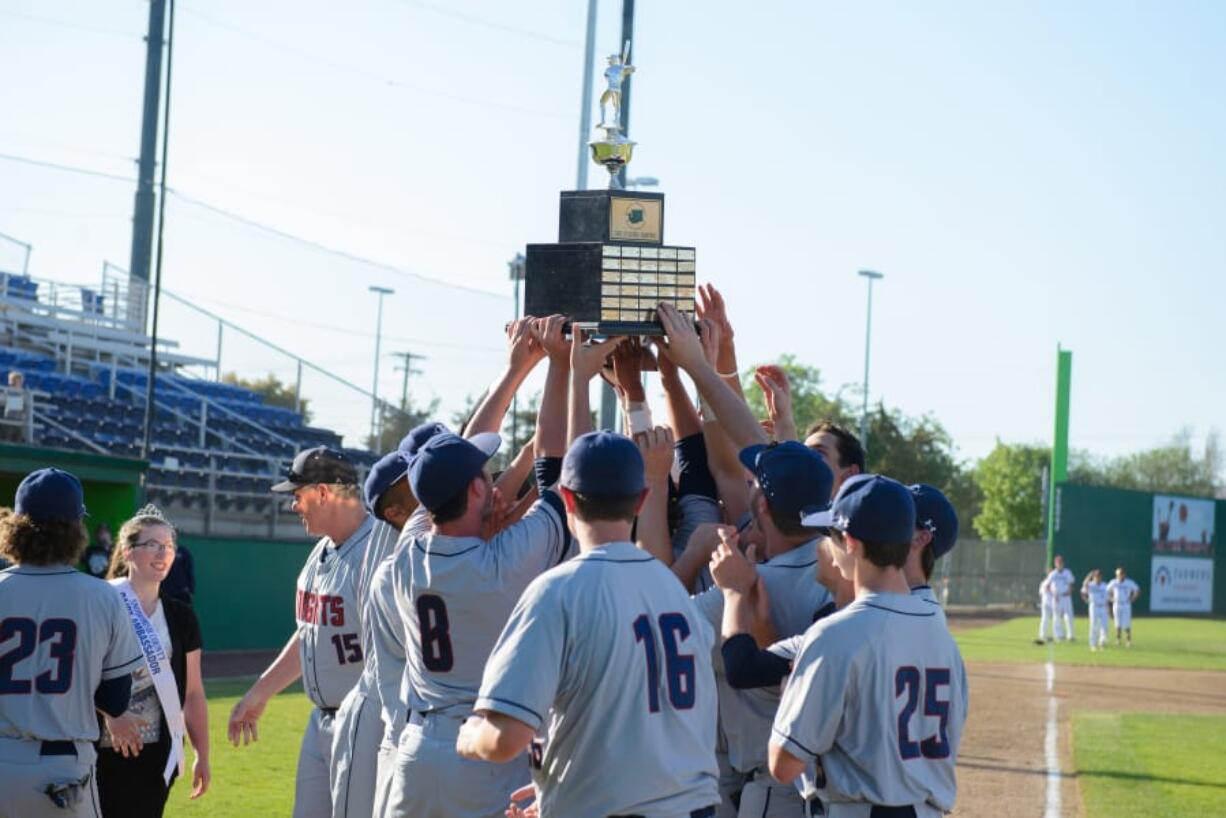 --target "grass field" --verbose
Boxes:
[954,616,1226,671]
[165,678,310,818]
[1073,713,1226,817]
